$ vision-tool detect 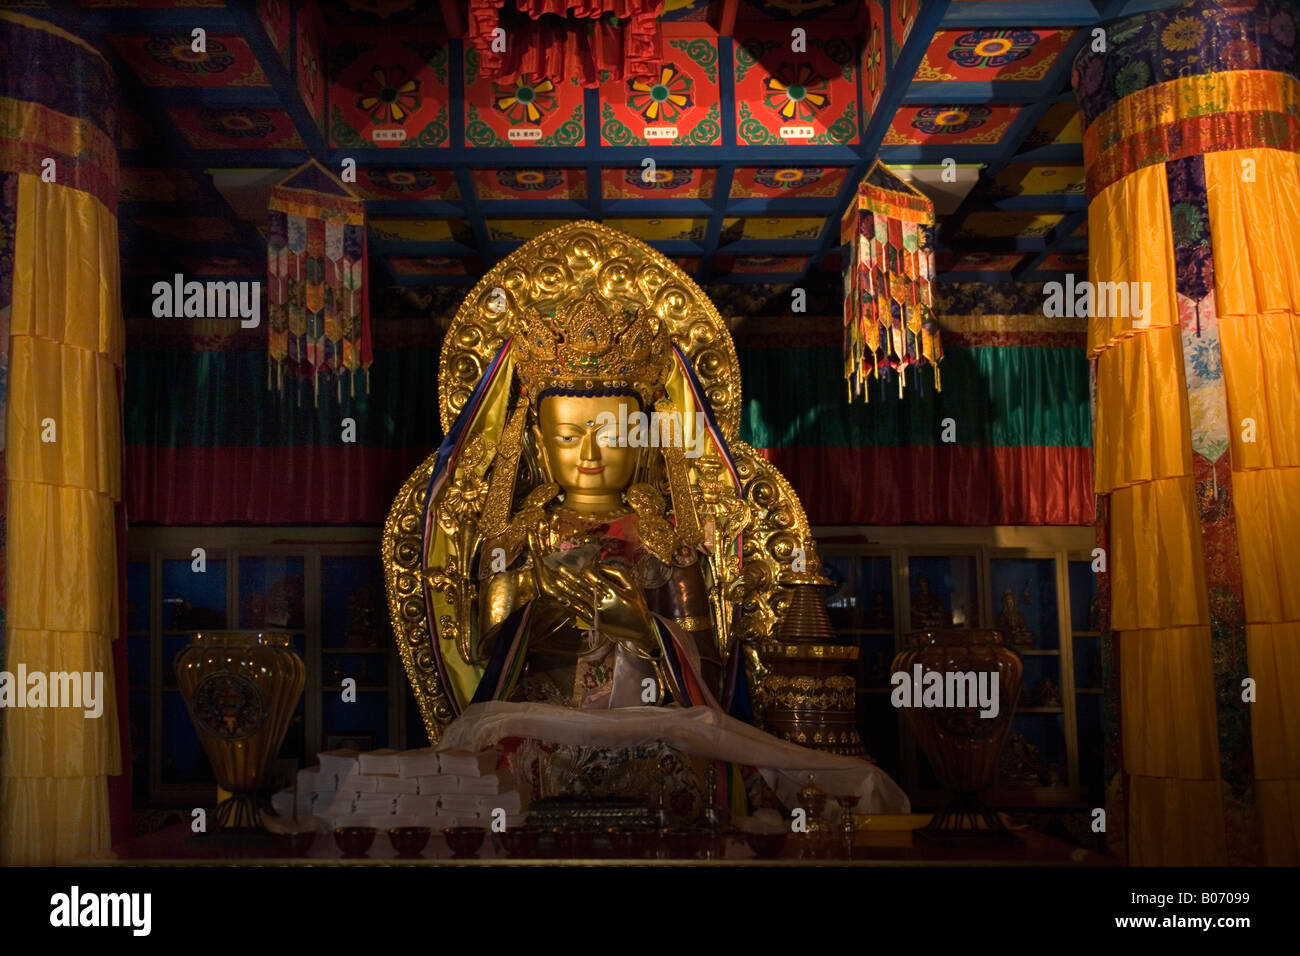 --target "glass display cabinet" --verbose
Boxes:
[815,526,1098,811]
[126,528,418,807]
